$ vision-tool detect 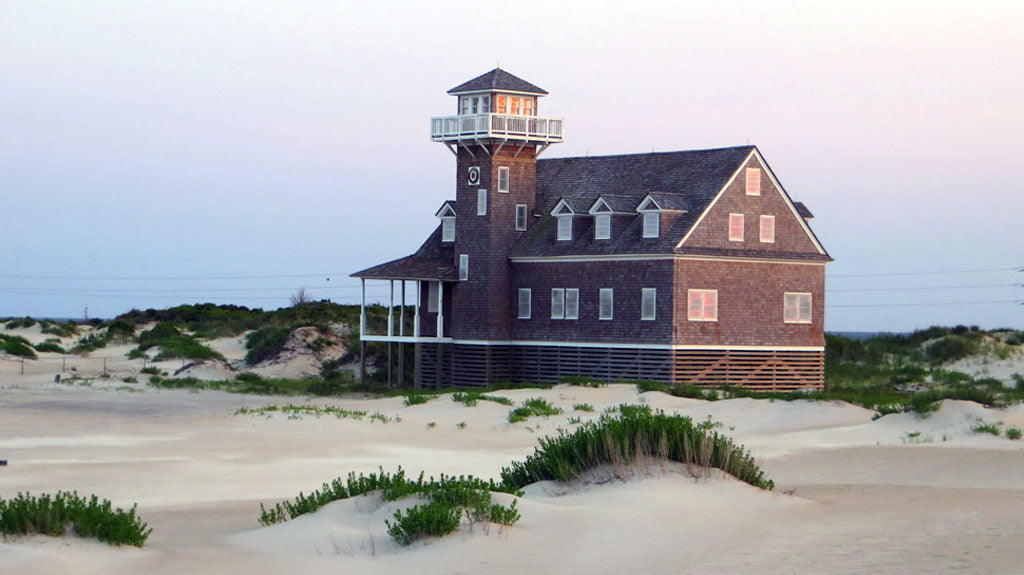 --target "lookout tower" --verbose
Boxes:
[430,69,563,345]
